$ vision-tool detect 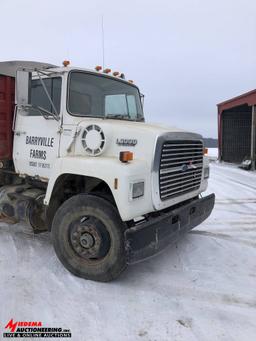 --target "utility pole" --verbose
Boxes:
[251,105,256,170]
